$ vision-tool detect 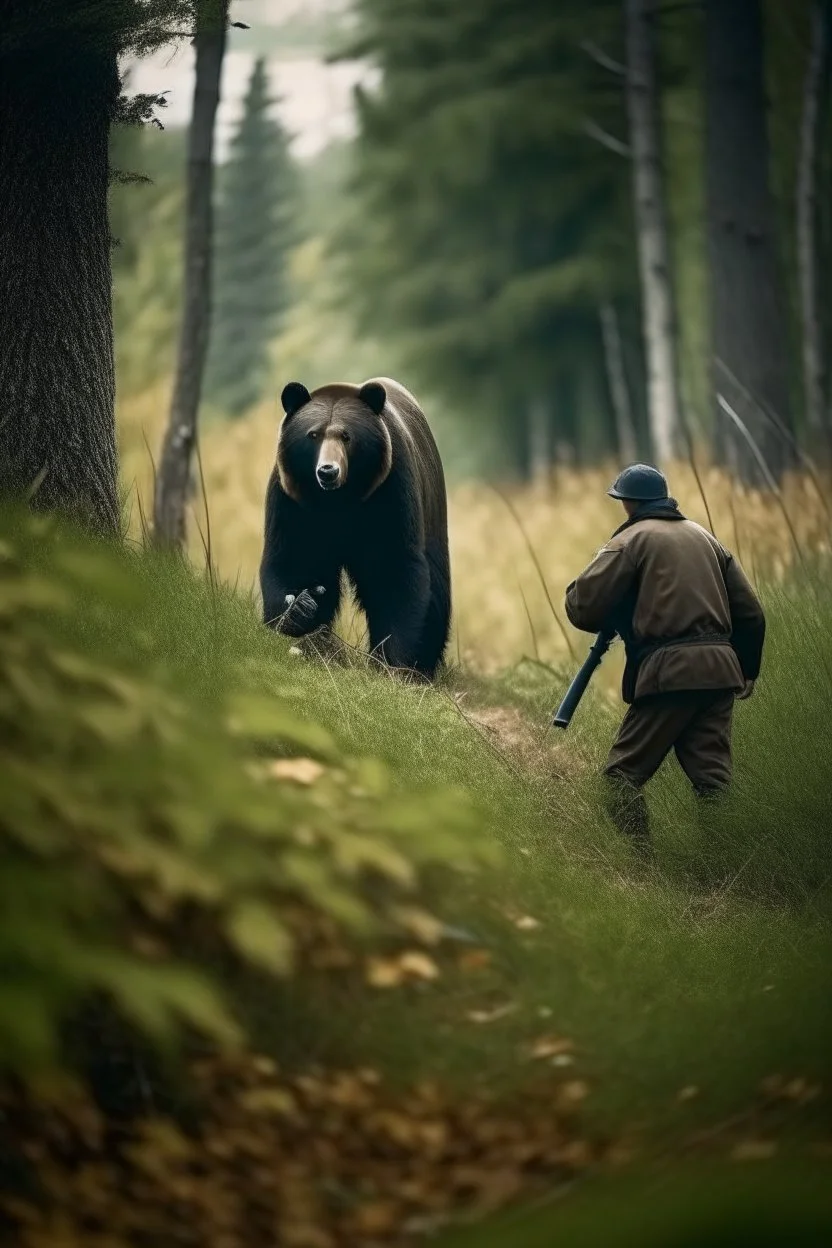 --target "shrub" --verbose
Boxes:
[0,506,495,1076]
